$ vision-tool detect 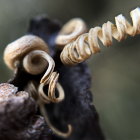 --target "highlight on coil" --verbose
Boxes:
[57,7,140,65]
